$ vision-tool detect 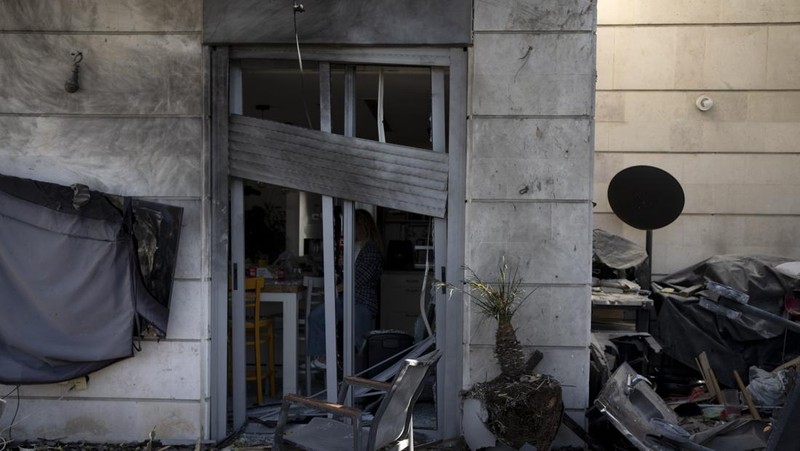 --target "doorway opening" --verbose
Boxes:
[226,57,451,438]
